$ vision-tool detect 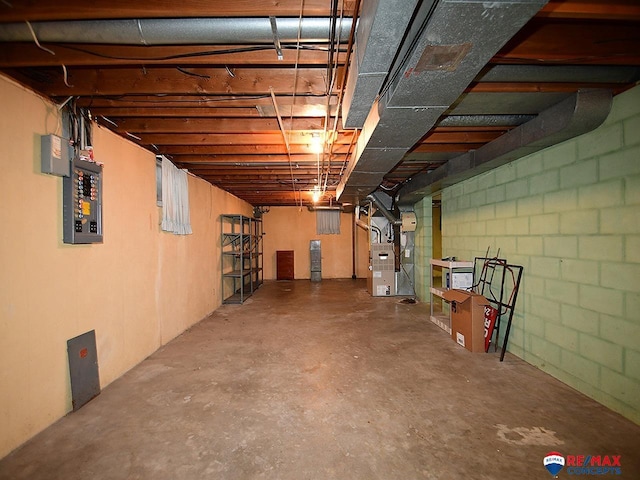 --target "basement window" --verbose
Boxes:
[158,155,192,235]
[316,210,340,235]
